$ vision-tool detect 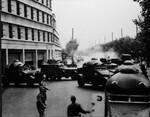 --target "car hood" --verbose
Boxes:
[106,72,150,95]
[108,73,150,88]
